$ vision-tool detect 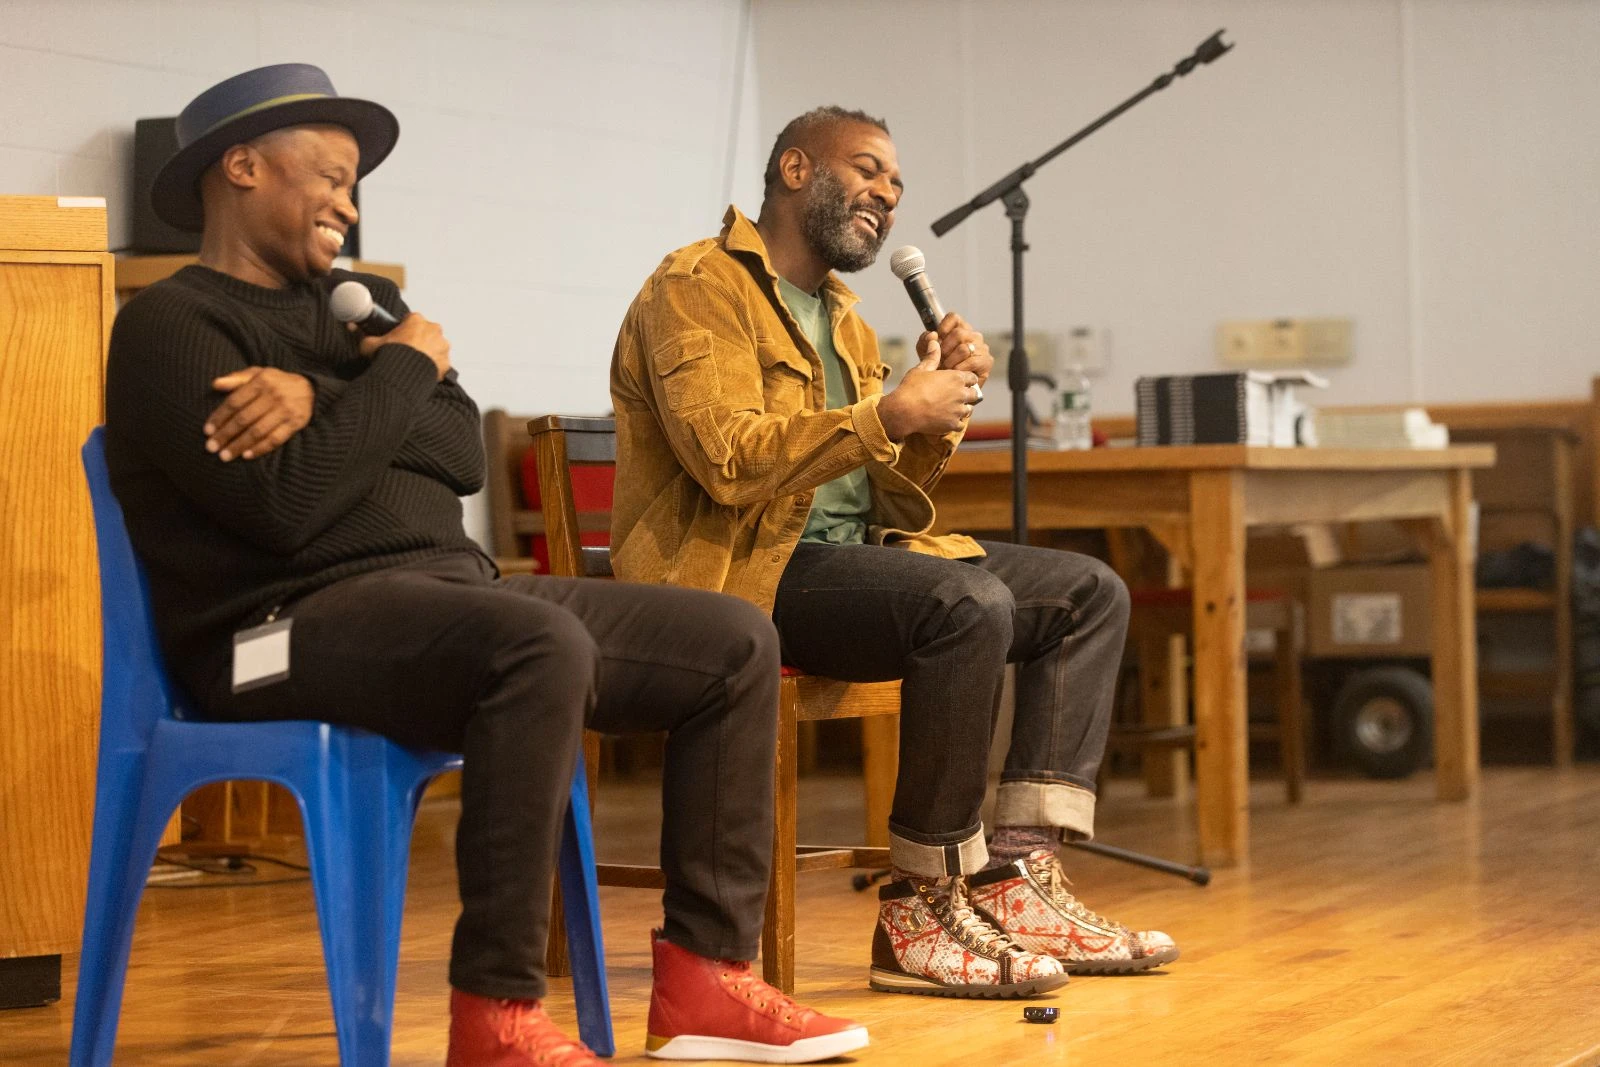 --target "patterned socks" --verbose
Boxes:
[890,867,951,890]
[983,825,1061,870]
